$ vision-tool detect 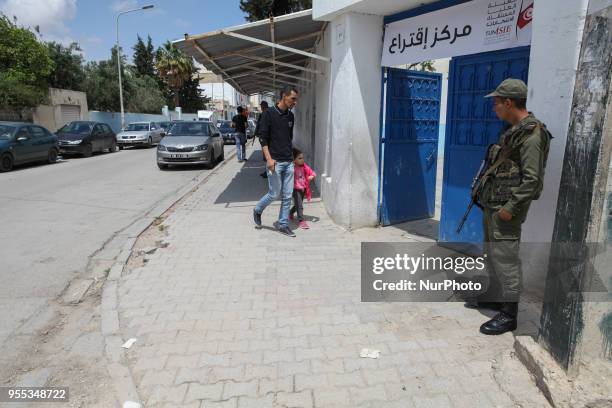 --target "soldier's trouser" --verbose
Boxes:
[482,207,522,302]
